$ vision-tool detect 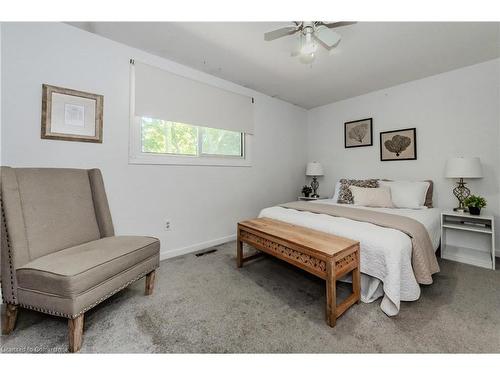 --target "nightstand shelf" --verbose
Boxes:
[441,210,495,270]
[441,223,492,234]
